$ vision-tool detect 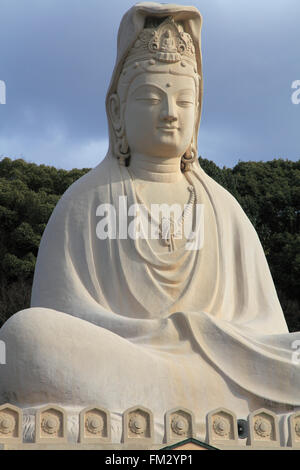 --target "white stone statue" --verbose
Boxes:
[0,2,299,443]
